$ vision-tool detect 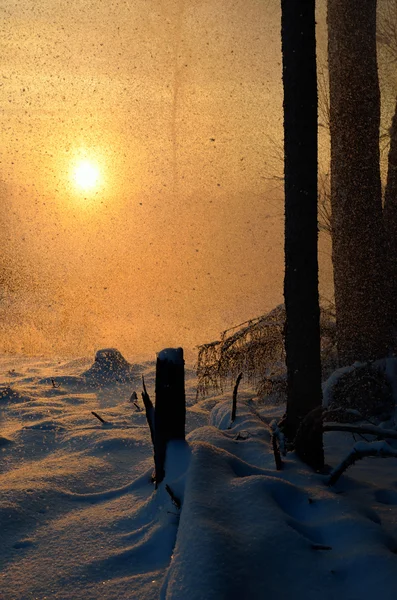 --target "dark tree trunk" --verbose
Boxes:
[154,348,186,486]
[328,0,390,365]
[281,0,324,470]
[384,95,397,348]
